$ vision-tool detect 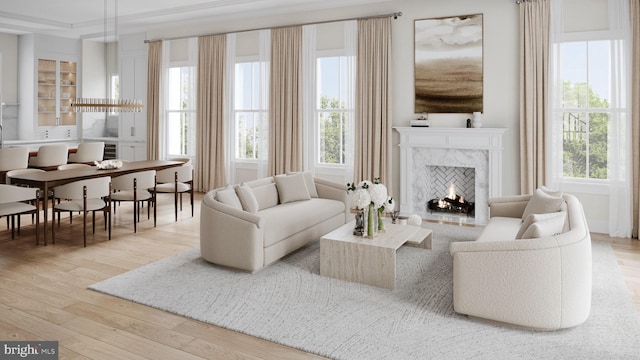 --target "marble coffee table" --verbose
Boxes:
[319,220,432,289]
